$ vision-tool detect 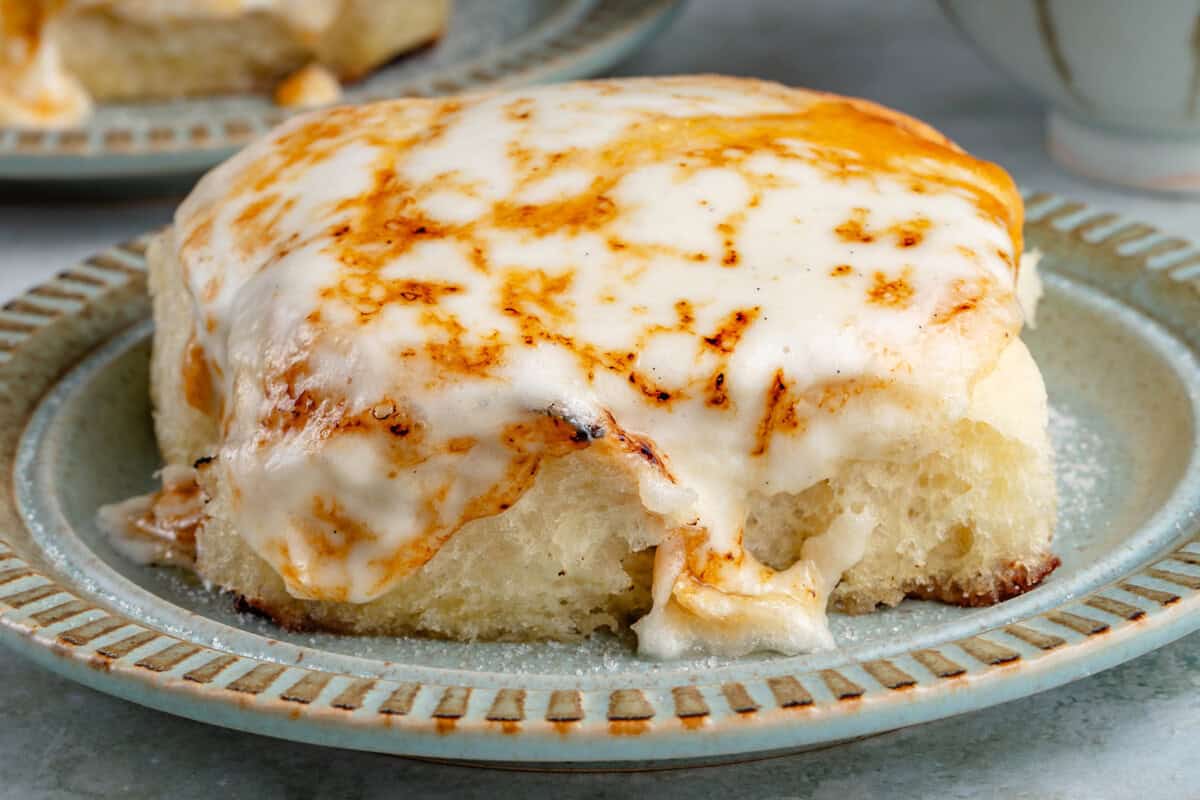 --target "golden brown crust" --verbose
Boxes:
[907,554,1061,607]
[231,592,329,633]
[833,553,1061,614]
